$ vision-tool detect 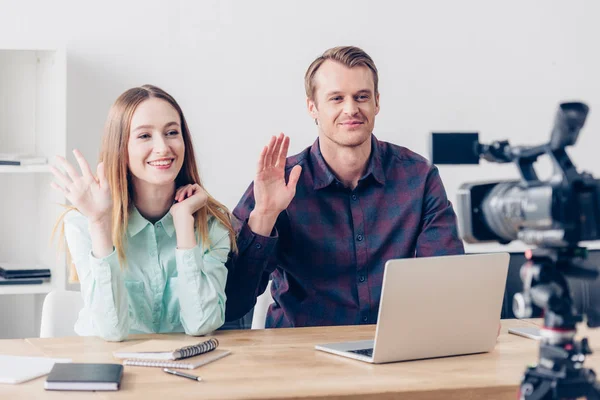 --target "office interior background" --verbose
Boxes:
[0,0,599,338]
